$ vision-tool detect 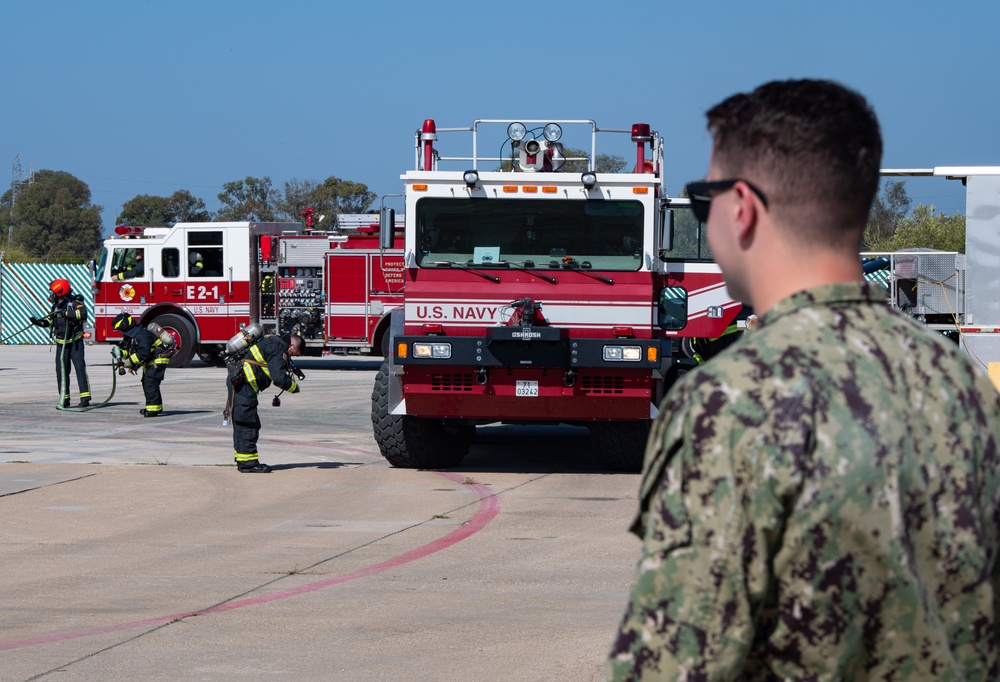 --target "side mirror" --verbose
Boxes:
[657,286,688,331]
[379,207,395,250]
